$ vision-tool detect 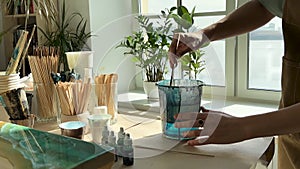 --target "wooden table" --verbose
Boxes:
[35,114,271,169]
